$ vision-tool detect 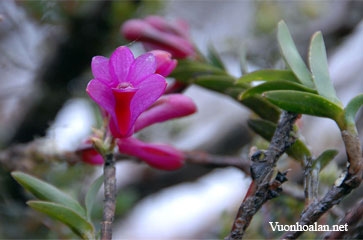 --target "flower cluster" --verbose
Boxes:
[84,45,196,170]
